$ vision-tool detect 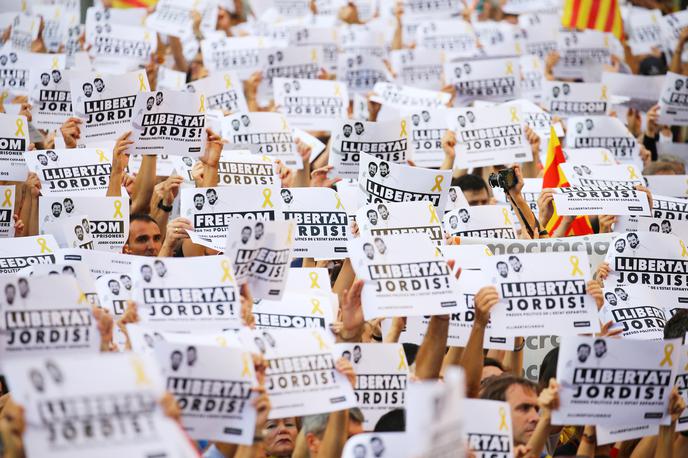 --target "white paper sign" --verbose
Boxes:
[542,81,610,117]
[274,77,348,132]
[25,148,113,196]
[444,205,517,239]
[0,185,14,238]
[463,398,515,458]
[186,71,249,114]
[357,201,444,246]
[553,186,651,217]
[445,57,520,103]
[565,116,639,165]
[0,235,59,275]
[28,67,72,130]
[0,112,29,181]
[658,72,688,126]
